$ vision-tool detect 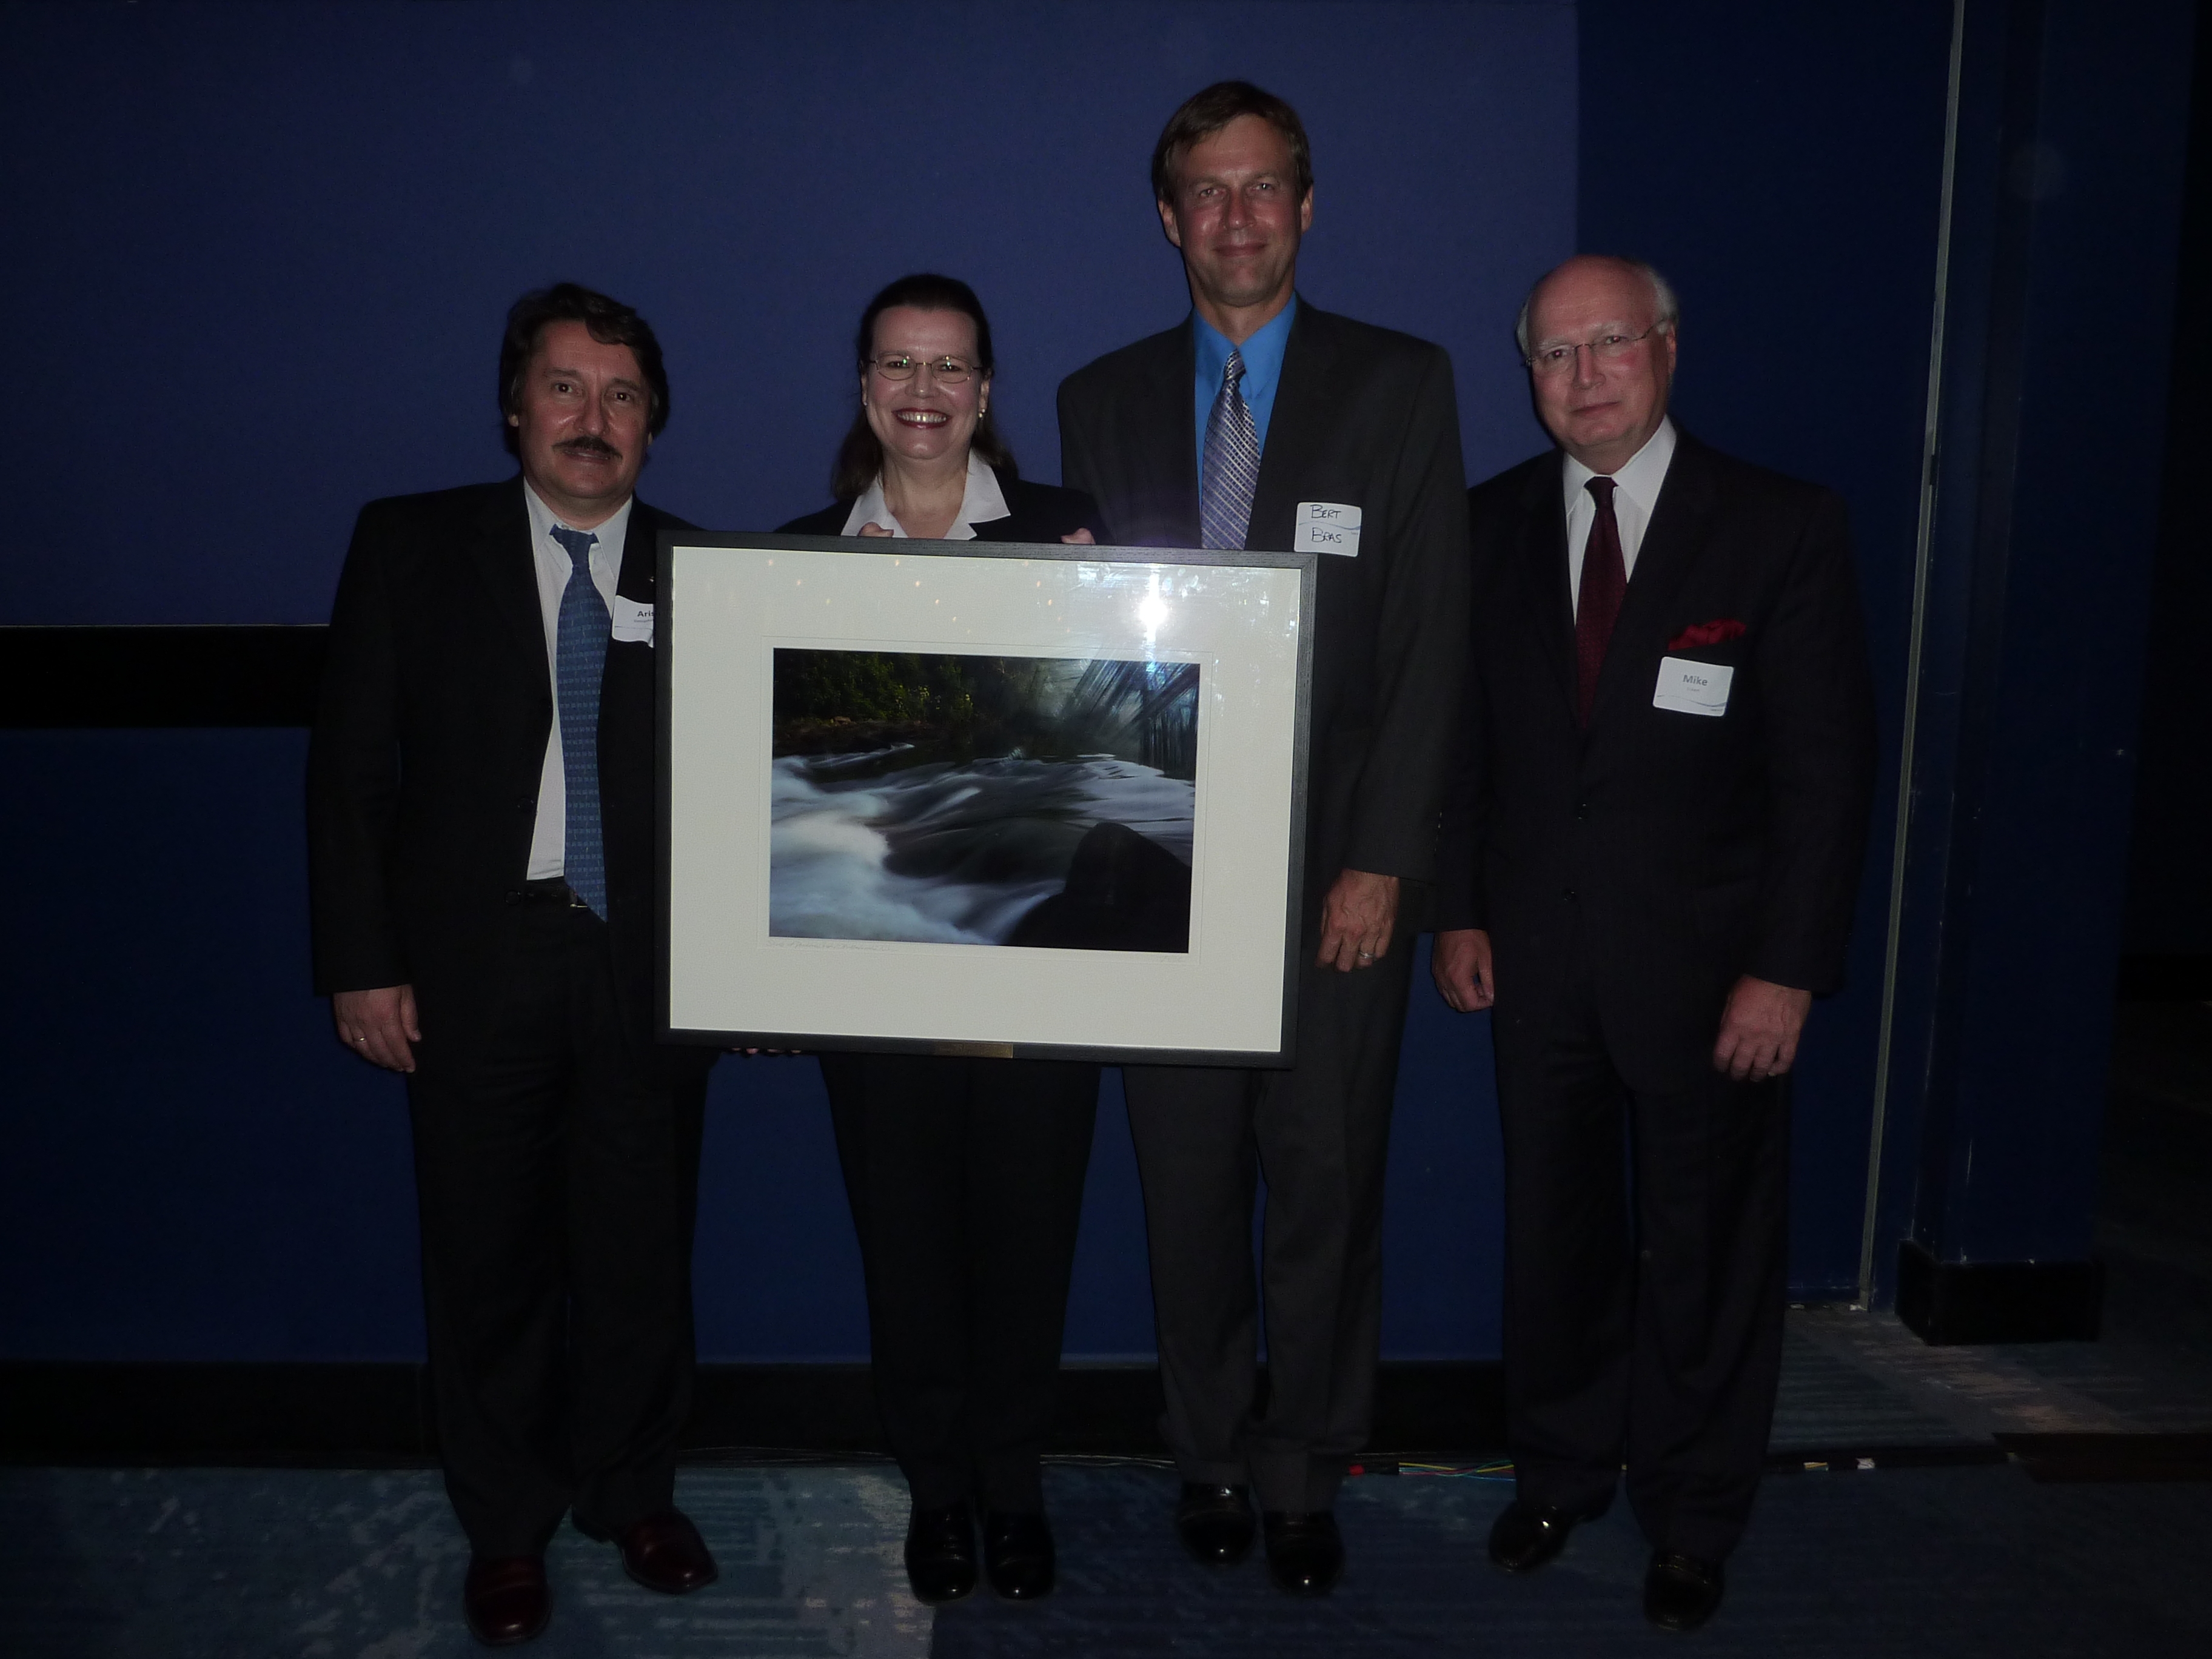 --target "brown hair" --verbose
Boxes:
[497,282,669,457]
[1150,80,1313,206]
[830,272,1018,503]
